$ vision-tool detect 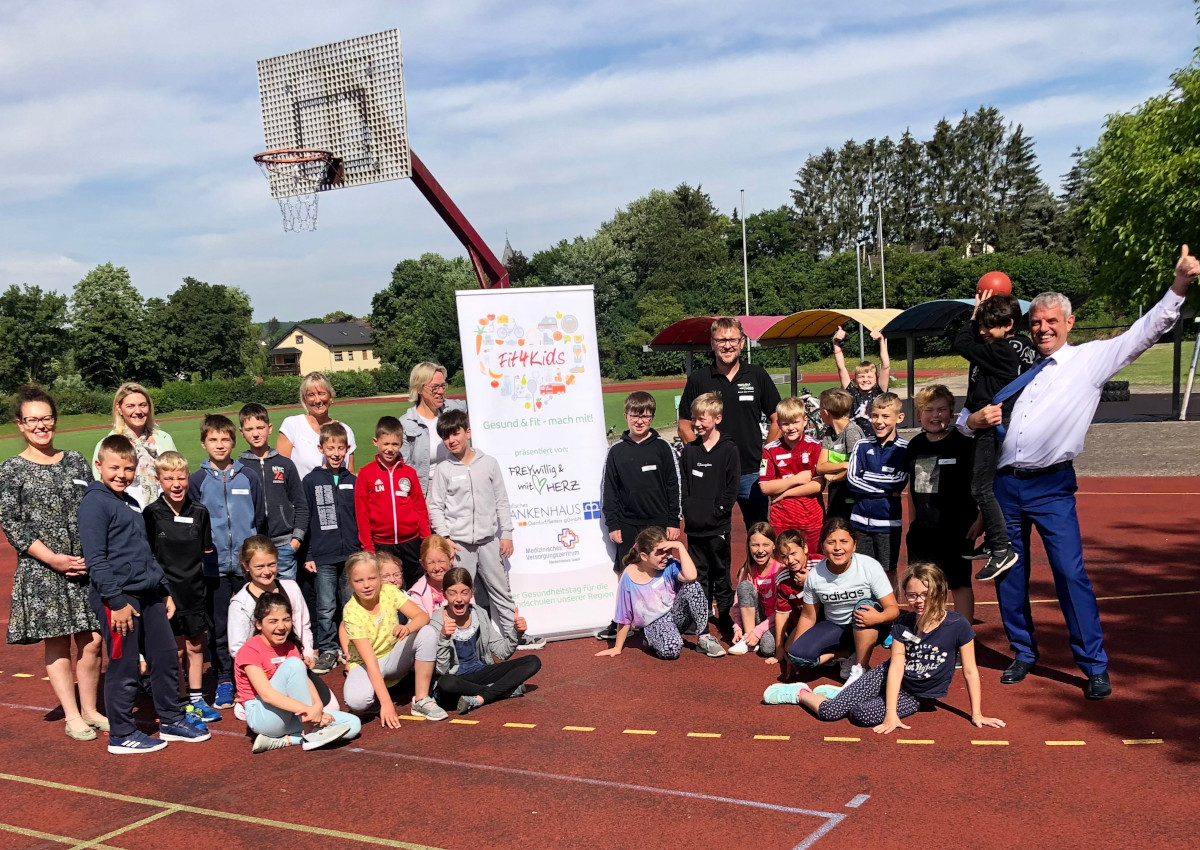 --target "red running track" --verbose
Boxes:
[0,477,1197,849]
